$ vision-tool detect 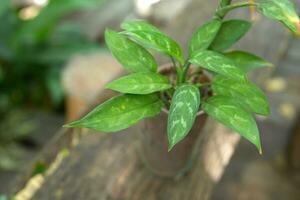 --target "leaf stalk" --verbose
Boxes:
[215,1,258,19]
